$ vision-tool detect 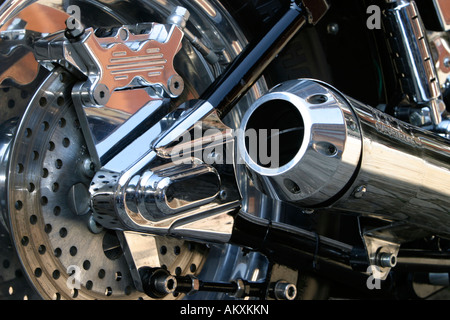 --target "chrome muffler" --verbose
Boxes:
[237,79,450,236]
